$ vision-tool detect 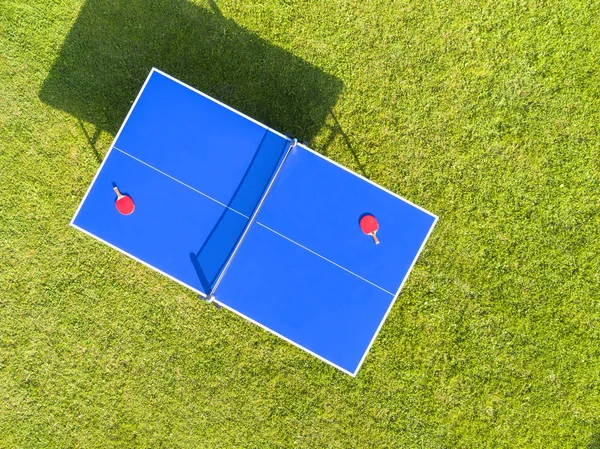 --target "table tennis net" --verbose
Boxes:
[207,138,297,298]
